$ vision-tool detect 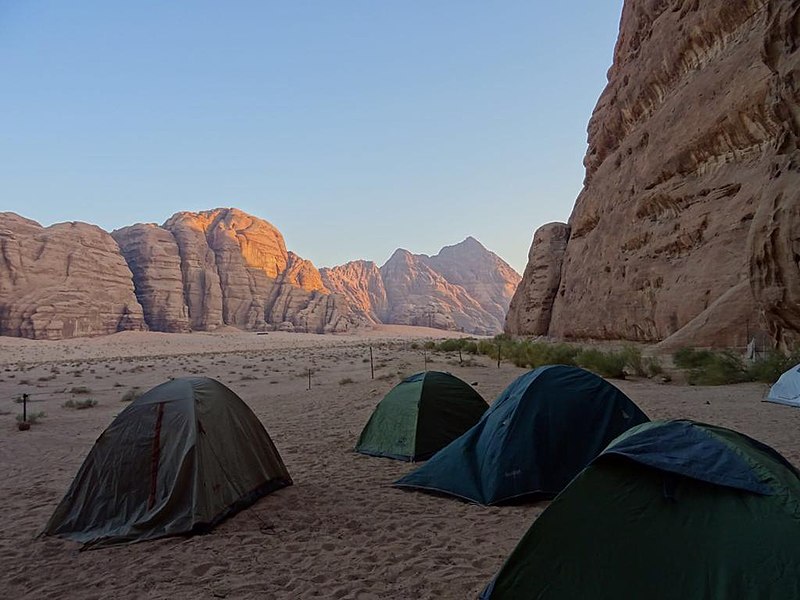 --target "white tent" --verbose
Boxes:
[766,364,800,407]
